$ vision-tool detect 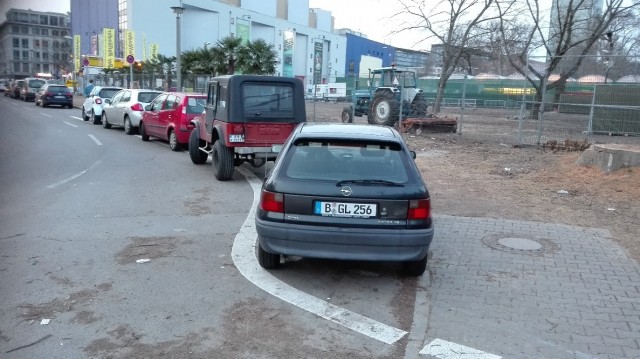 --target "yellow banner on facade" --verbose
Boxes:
[142,33,147,61]
[73,35,81,72]
[124,30,135,61]
[103,28,116,68]
[150,43,159,60]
